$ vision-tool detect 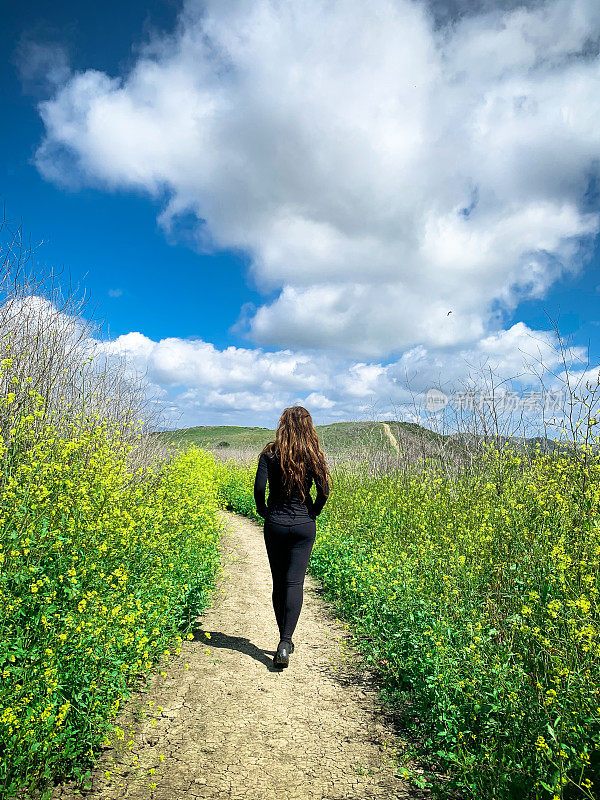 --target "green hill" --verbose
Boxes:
[153,419,569,467]
[152,419,465,465]
[155,420,394,456]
